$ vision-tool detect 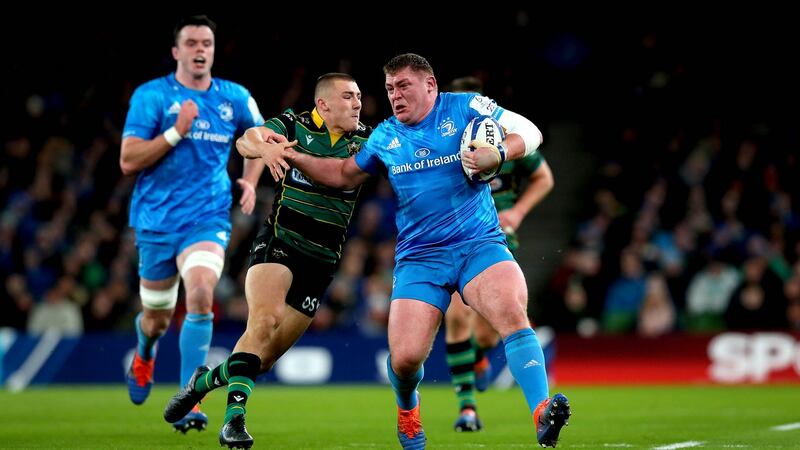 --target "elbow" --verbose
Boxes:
[543,173,555,194]
[340,180,358,191]
[119,157,137,176]
[542,163,555,193]
[235,136,248,157]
